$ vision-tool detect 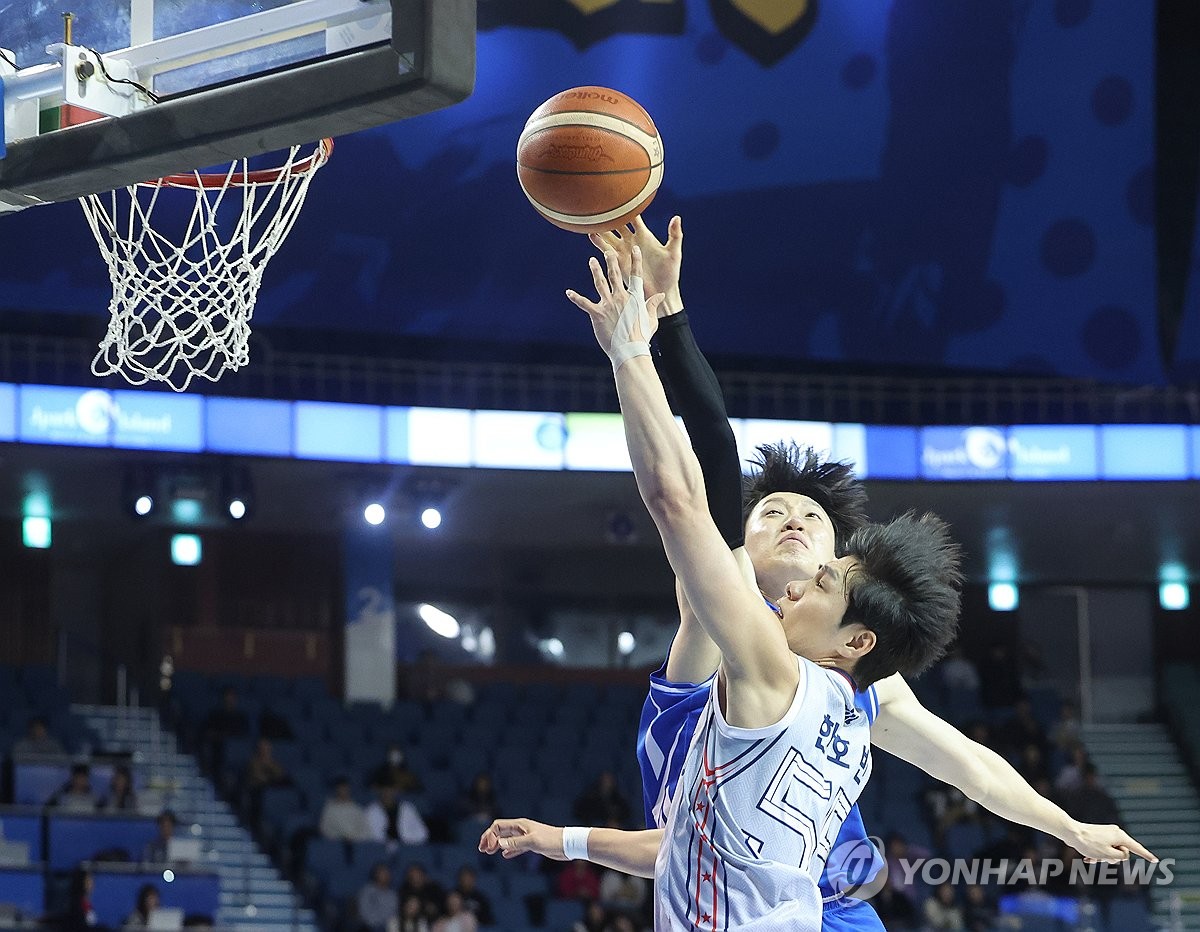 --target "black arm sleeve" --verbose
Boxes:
[652,311,745,549]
